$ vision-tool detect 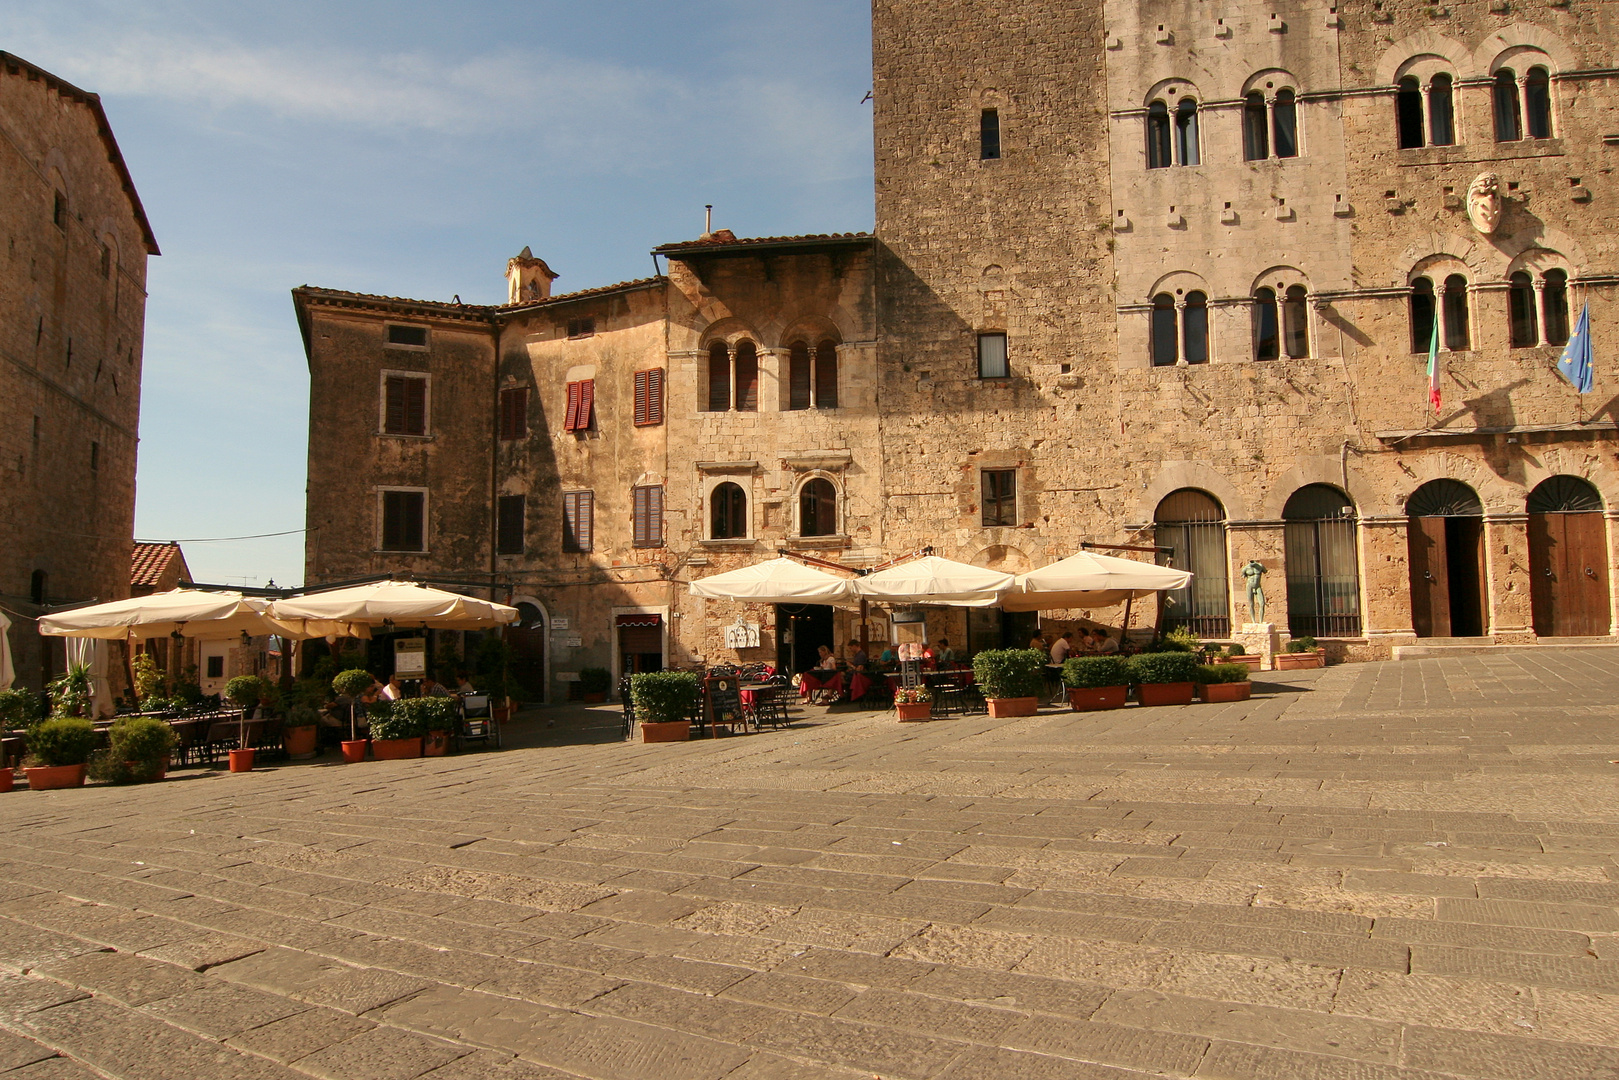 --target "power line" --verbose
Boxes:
[134,528,307,544]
